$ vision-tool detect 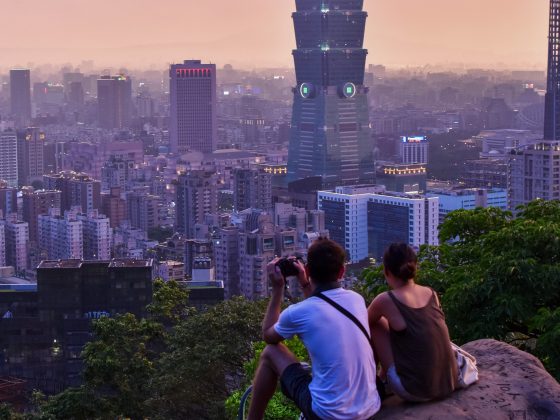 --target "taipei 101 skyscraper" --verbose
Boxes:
[544,0,560,140]
[287,0,374,187]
